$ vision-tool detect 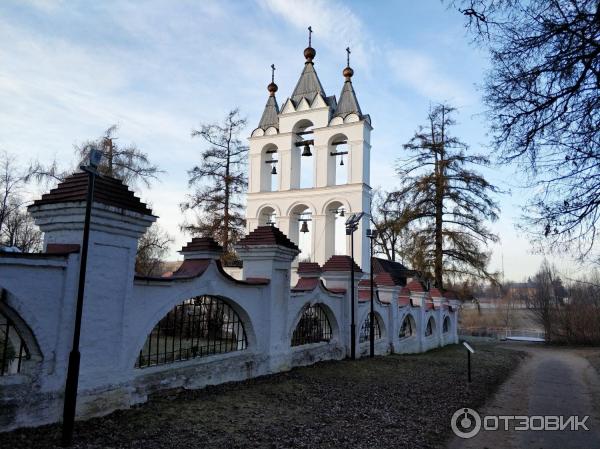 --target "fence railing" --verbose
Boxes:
[459,326,545,341]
